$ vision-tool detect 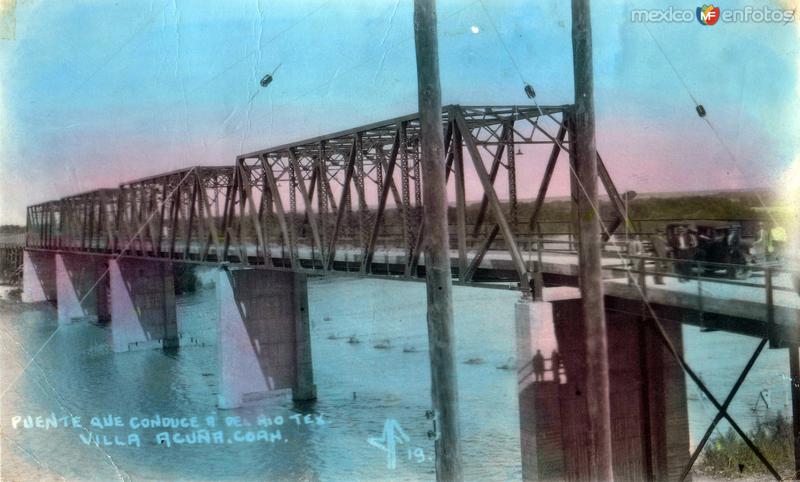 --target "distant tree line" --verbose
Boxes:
[0,225,25,235]
[617,195,758,221]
